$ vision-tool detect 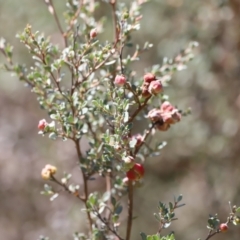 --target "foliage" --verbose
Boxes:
[0,0,239,240]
